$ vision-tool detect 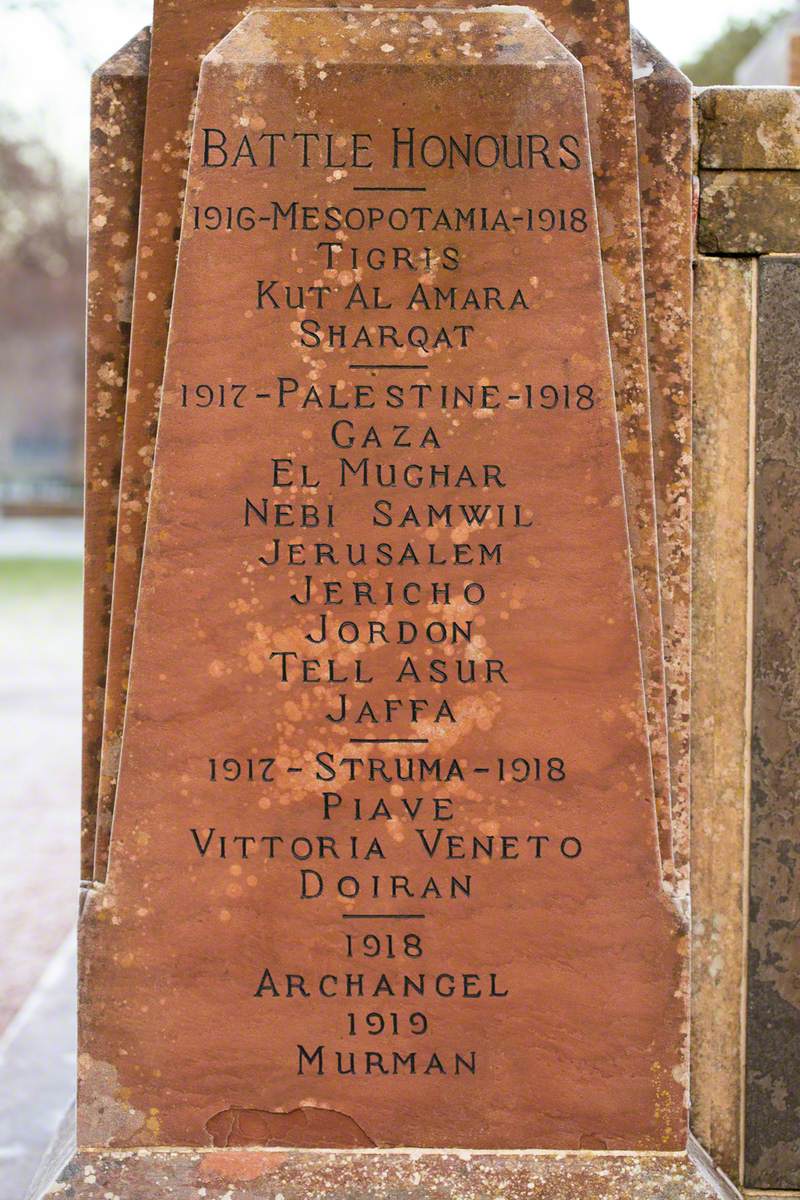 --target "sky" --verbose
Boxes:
[0,0,790,175]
